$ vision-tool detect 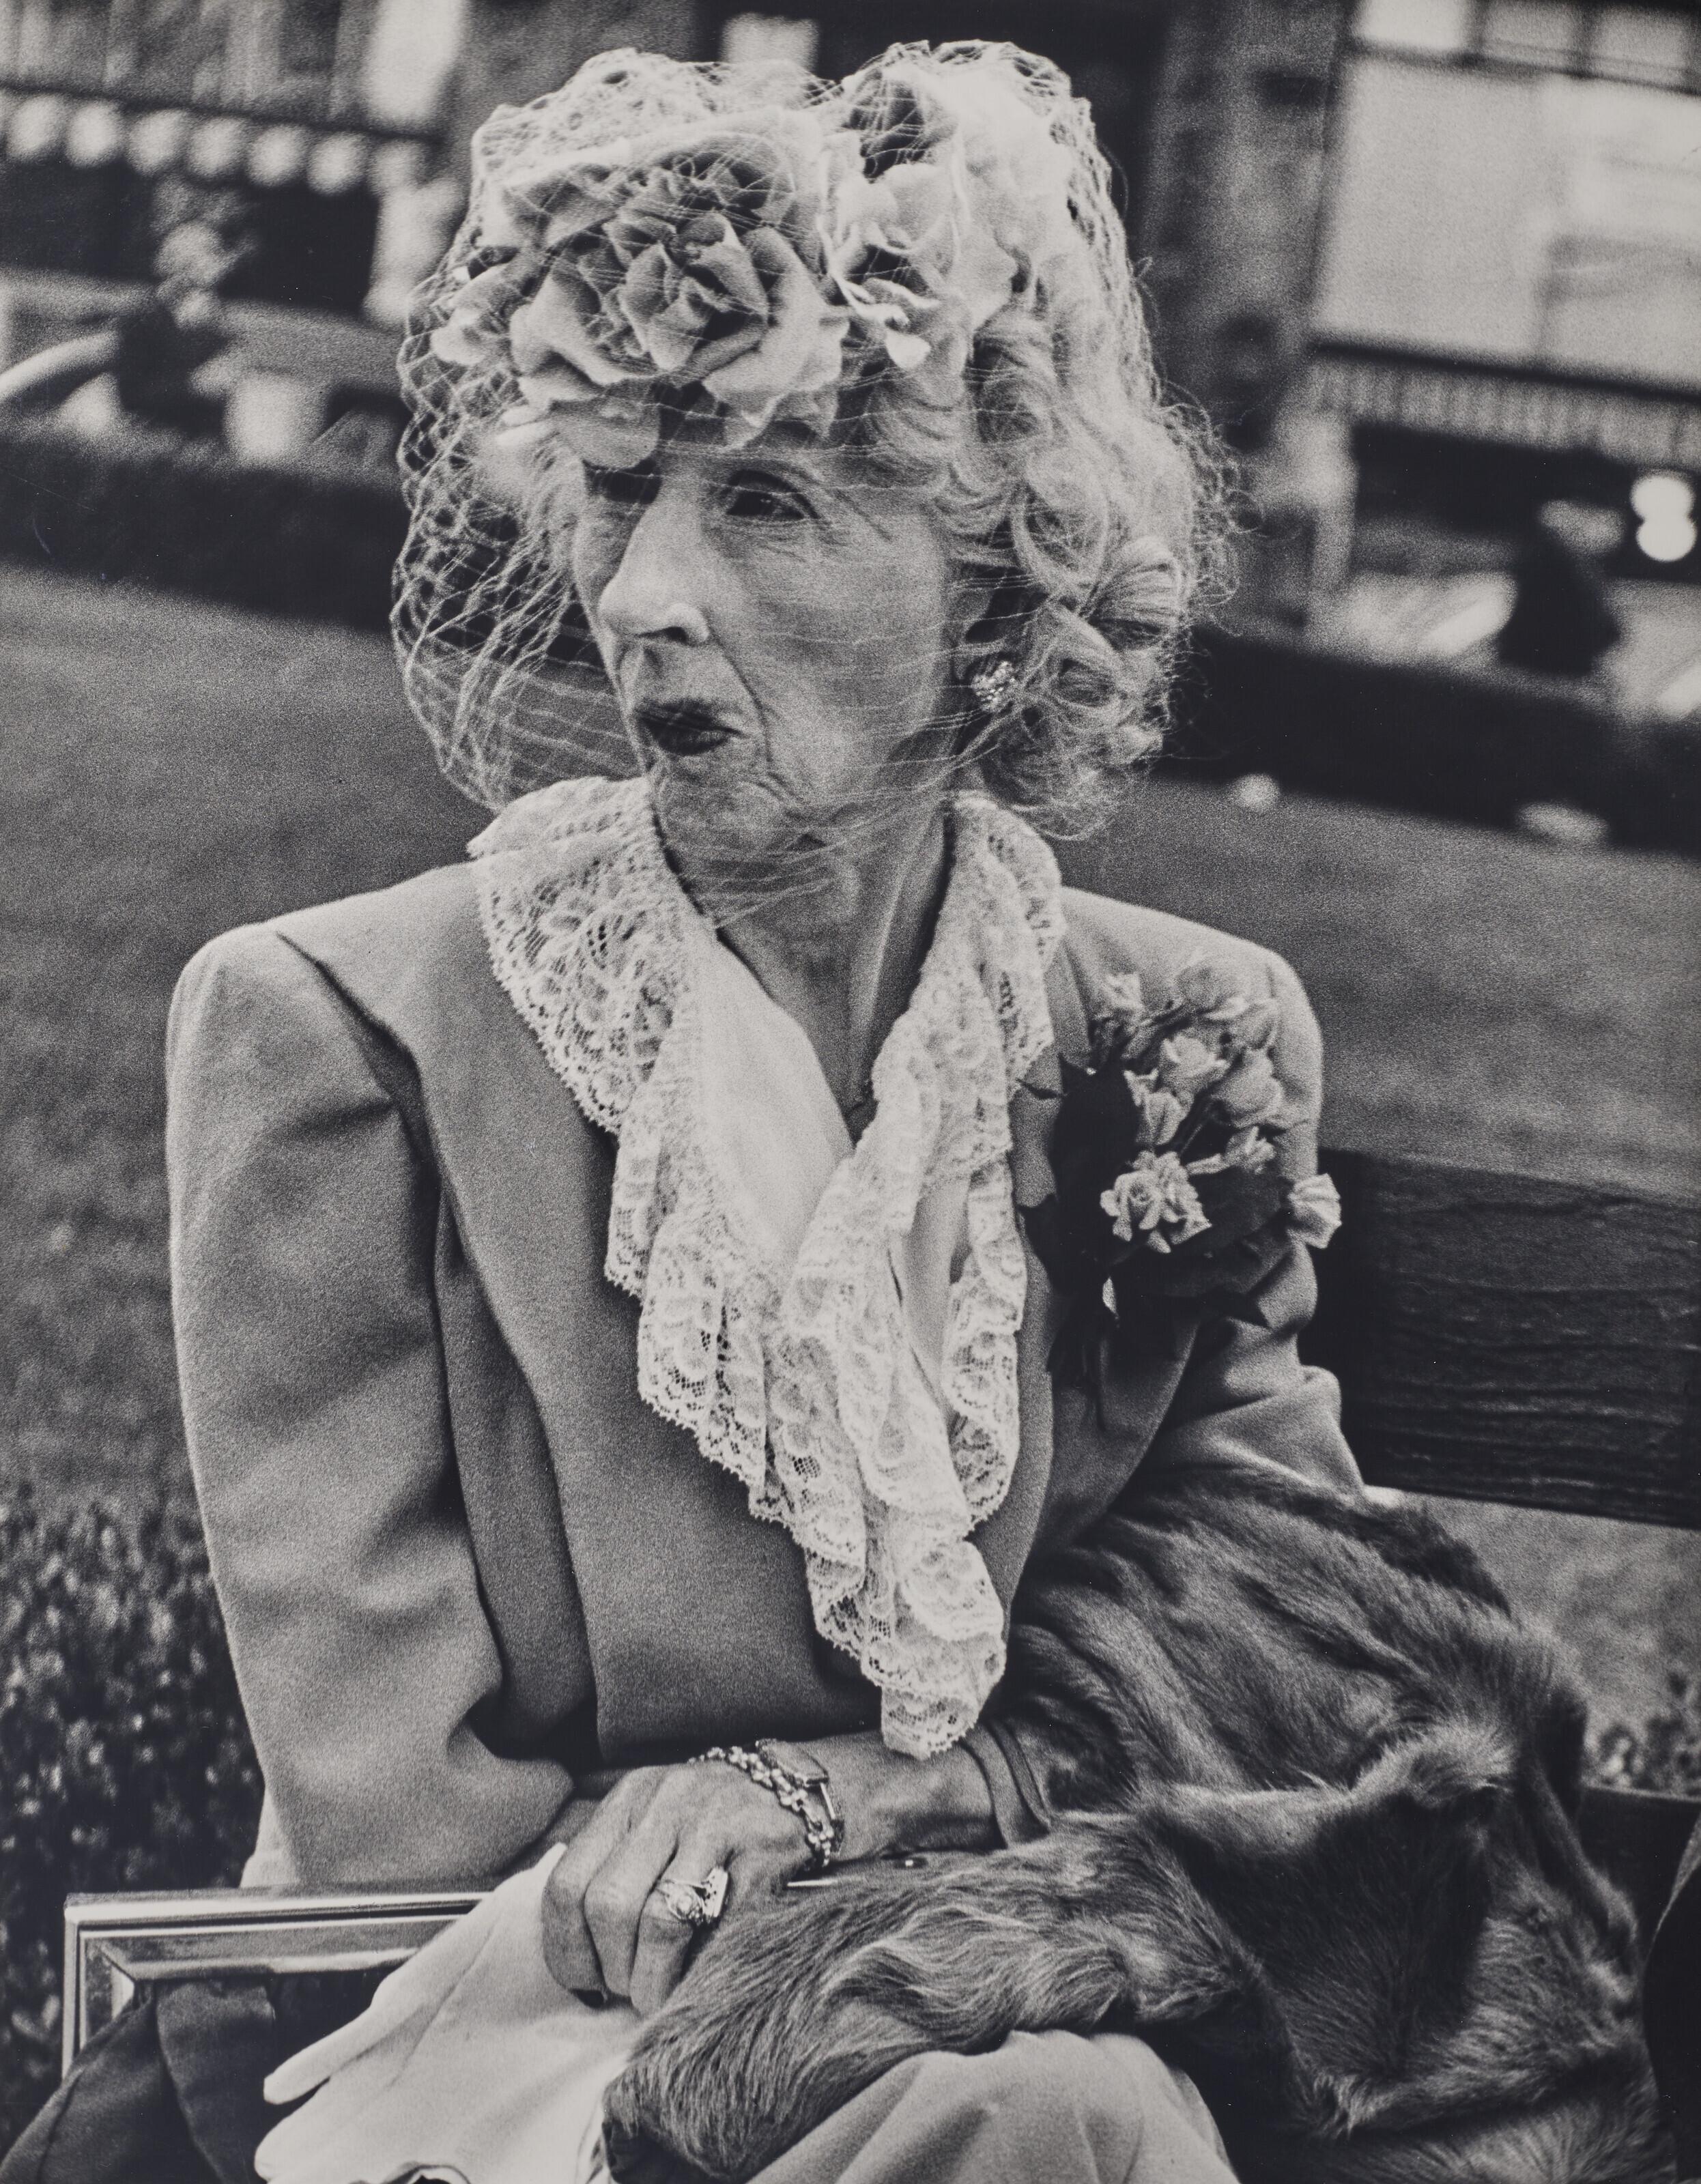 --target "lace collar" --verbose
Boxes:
[470,775,1064,1756]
